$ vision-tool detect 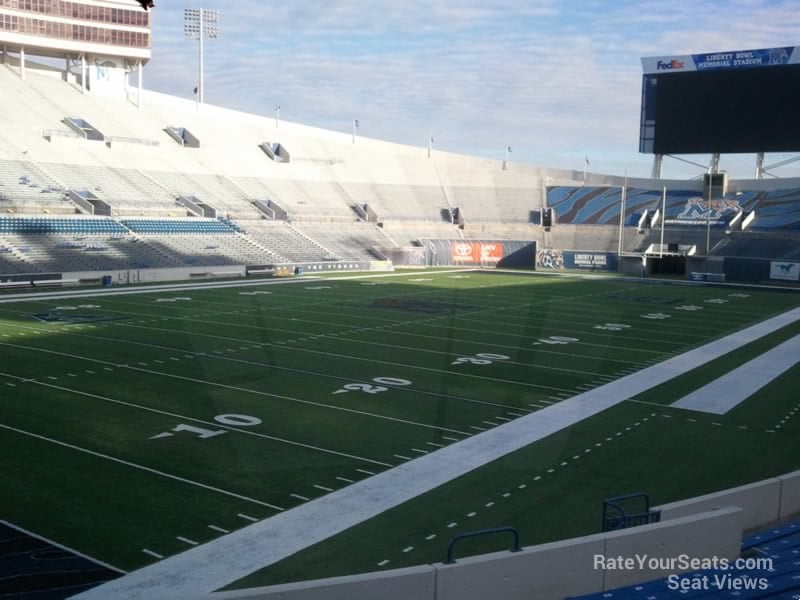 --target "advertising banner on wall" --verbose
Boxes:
[450,241,504,265]
[421,240,532,267]
[537,250,618,272]
[770,261,800,281]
